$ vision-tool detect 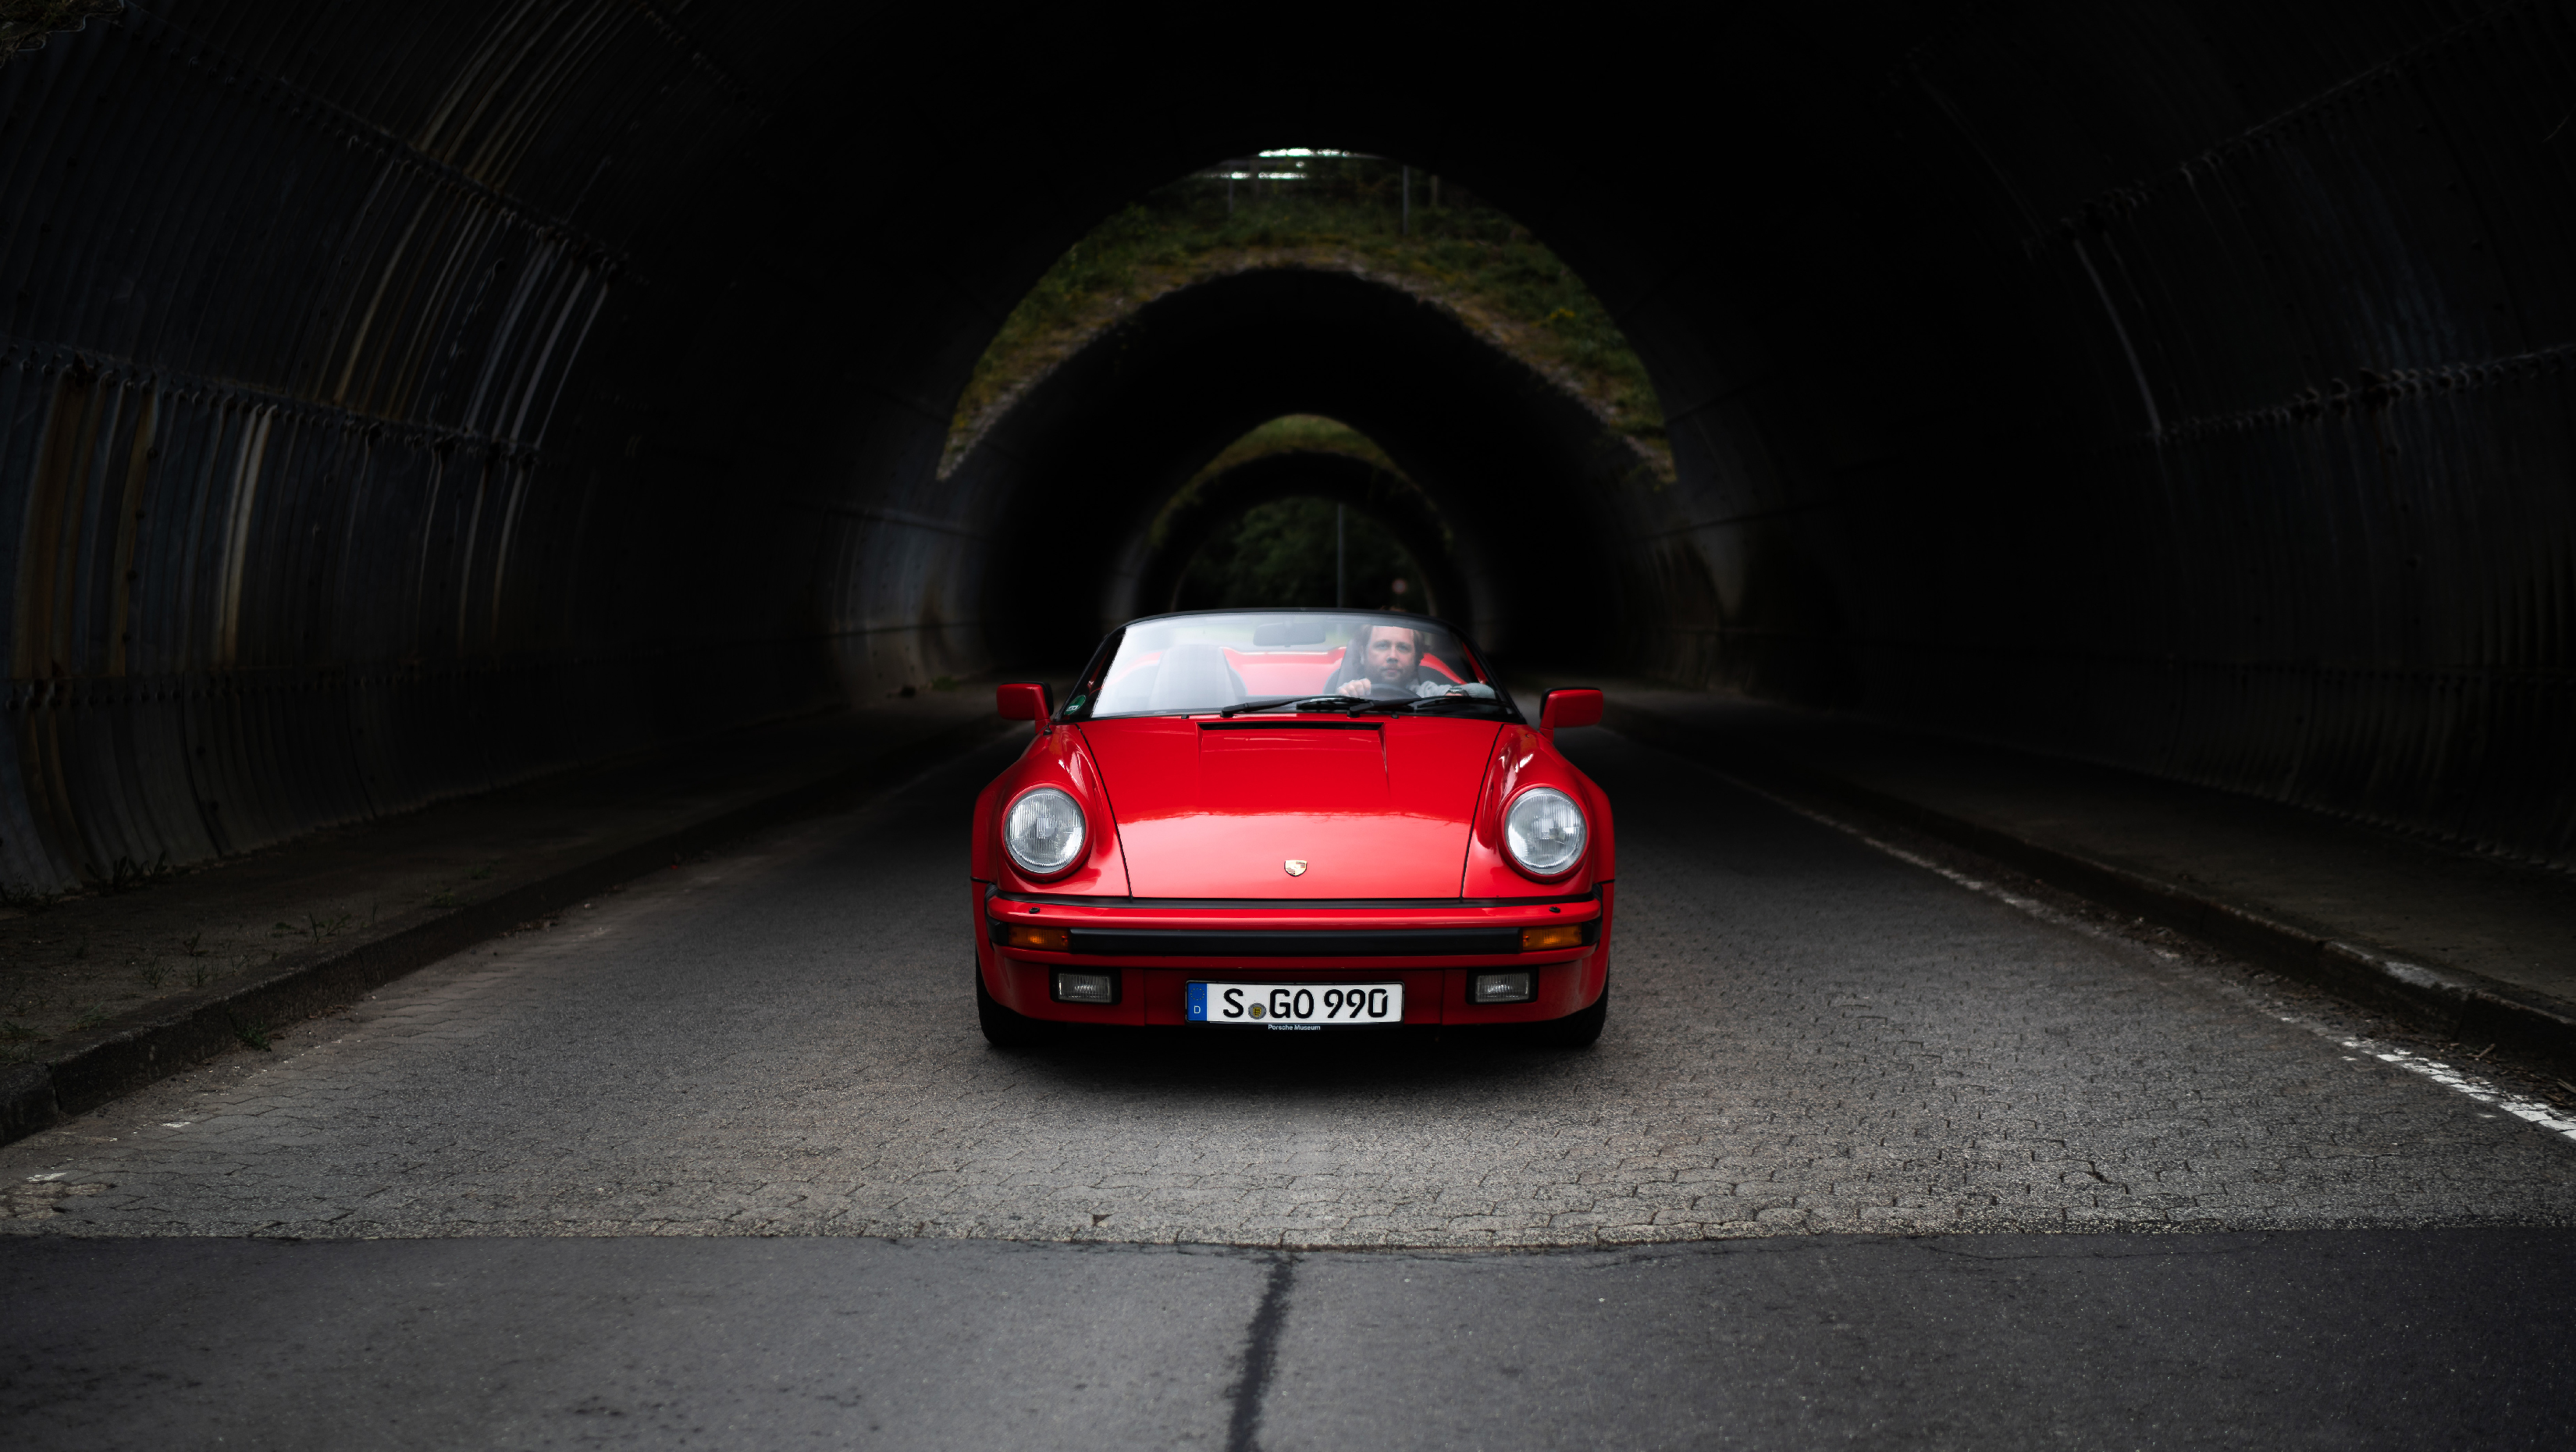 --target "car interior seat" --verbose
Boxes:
[1145,642,1247,710]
